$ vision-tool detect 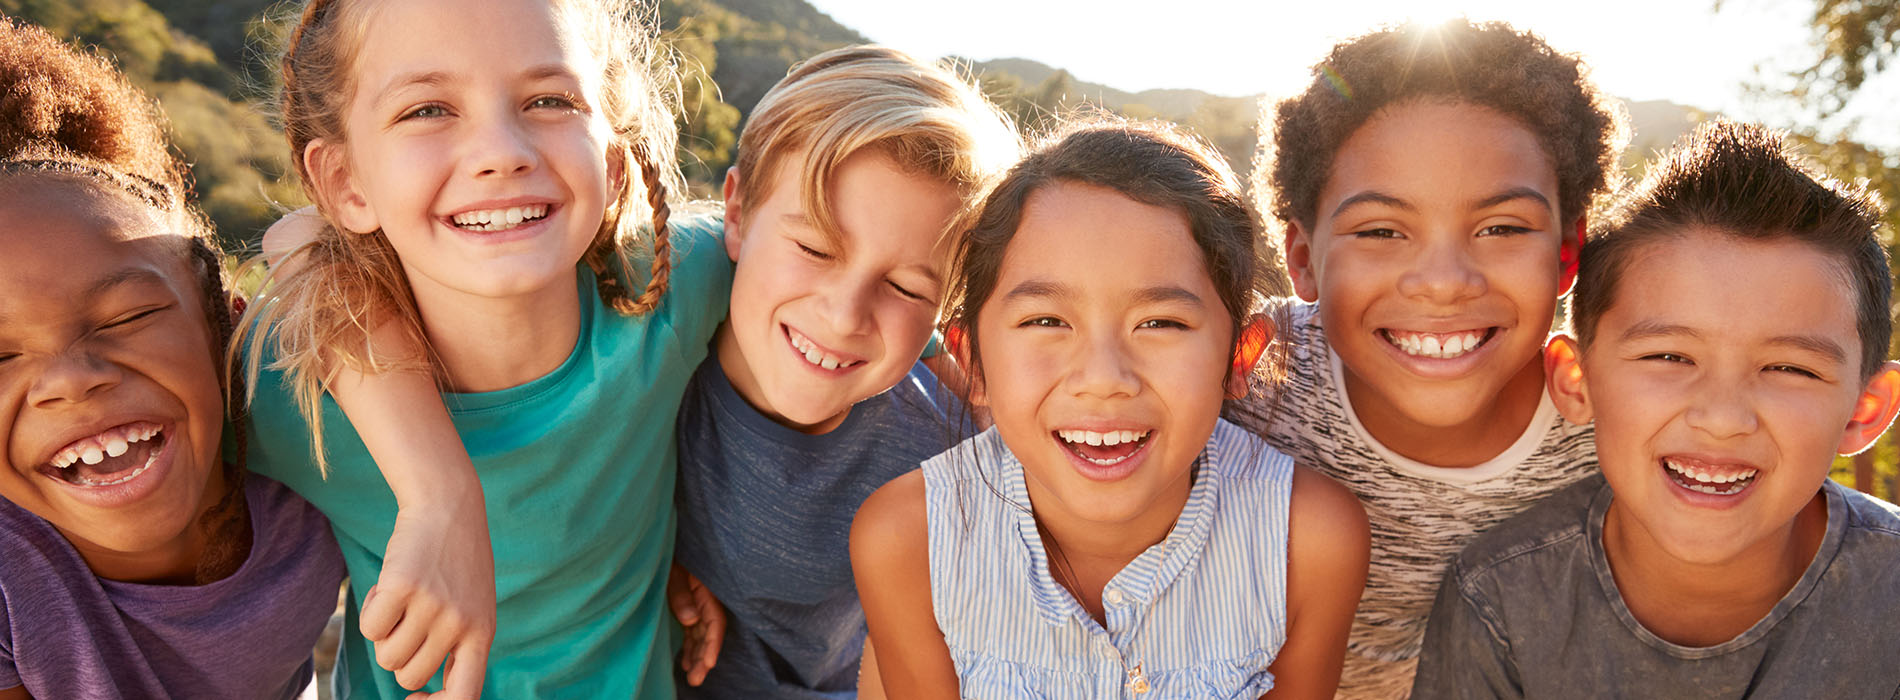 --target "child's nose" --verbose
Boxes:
[1398,239,1487,305]
[28,350,124,408]
[814,278,874,337]
[466,119,538,178]
[1066,334,1139,399]
[1683,378,1760,440]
